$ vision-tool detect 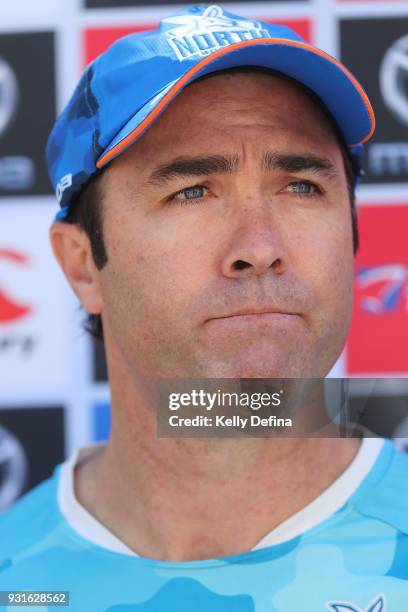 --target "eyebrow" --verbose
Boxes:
[147,154,239,185]
[147,151,339,186]
[262,151,339,178]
